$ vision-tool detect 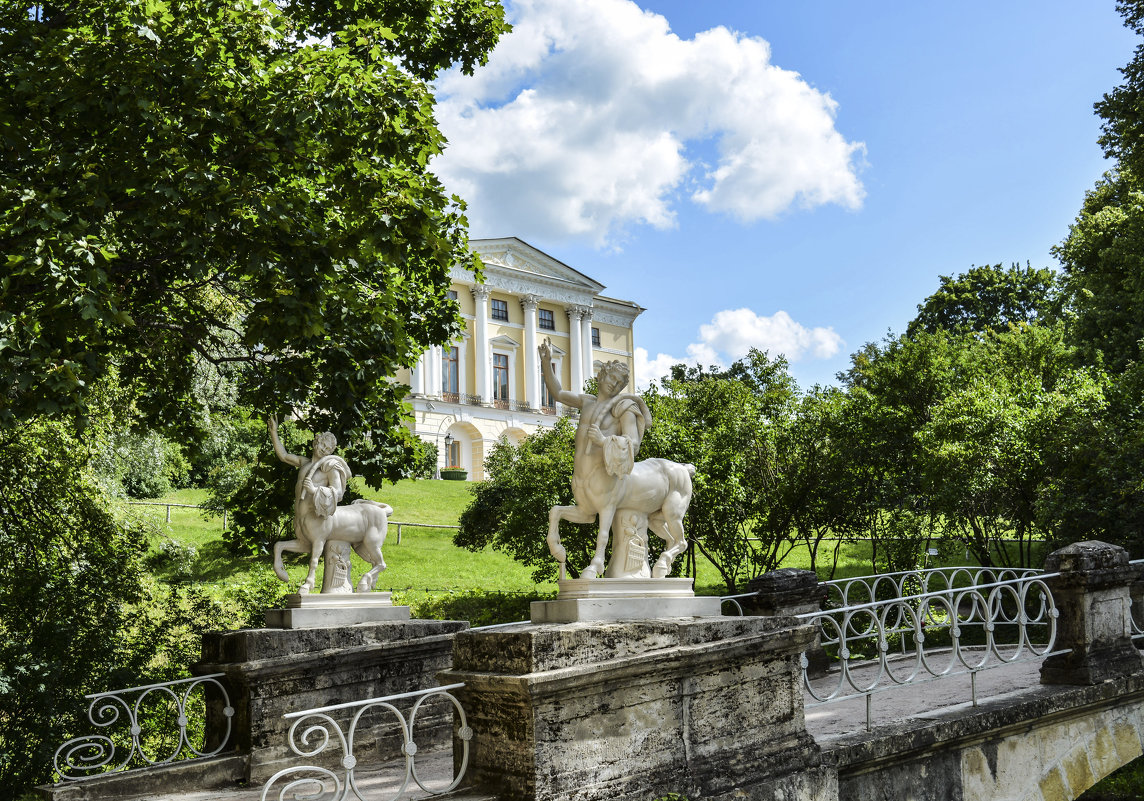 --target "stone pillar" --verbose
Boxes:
[742,568,830,677]
[566,306,584,393]
[580,307,594,383]
[196,621,467,782]
[521,294,540,410]
[1040,540,1144,685]
[441,618,836,801]
[472,286,491,402]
